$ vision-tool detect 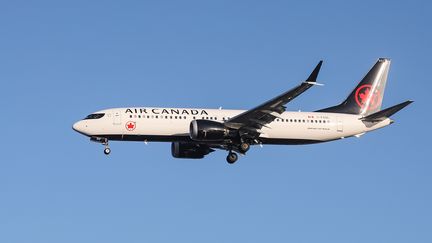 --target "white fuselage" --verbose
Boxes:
[72,107,392,144]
